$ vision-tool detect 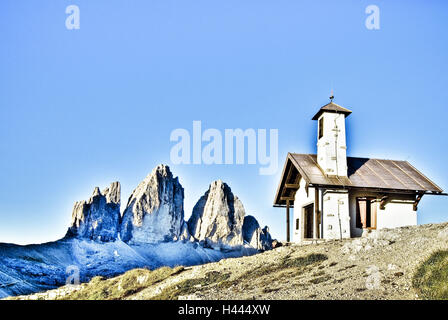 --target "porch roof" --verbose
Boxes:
[273,153,444,207]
